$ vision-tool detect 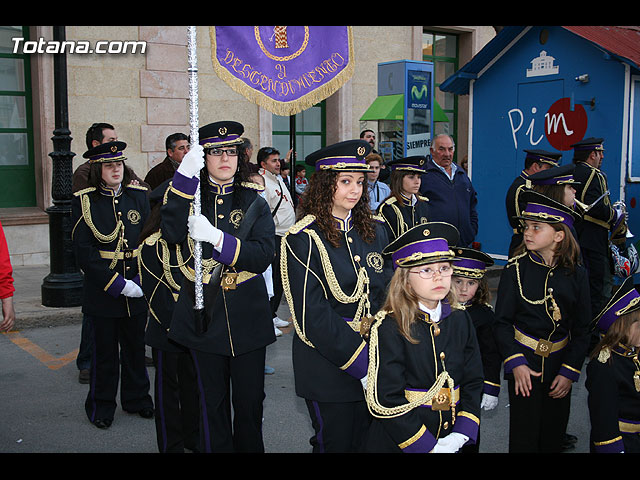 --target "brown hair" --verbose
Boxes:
[589,309,640,360]
[532,184,565,205]
[513,221,581,271]
[300,169,376,248]
[365,152,383,165]
[388,169,422,205]
[453,274,492,306]
[382,265,458,344]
